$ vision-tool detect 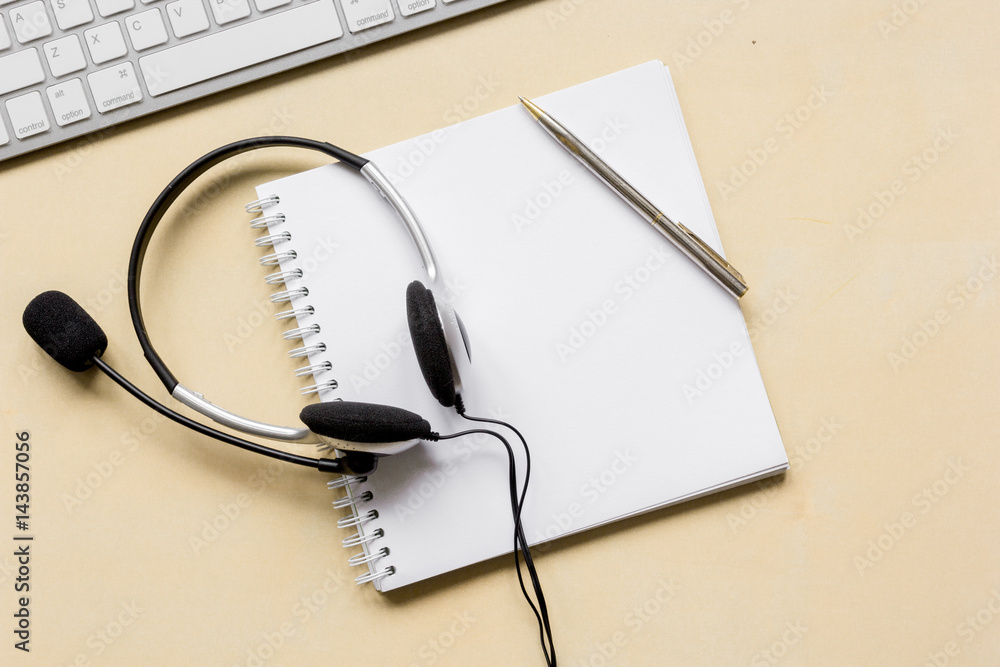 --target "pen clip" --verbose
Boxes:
[675,222,745,284]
